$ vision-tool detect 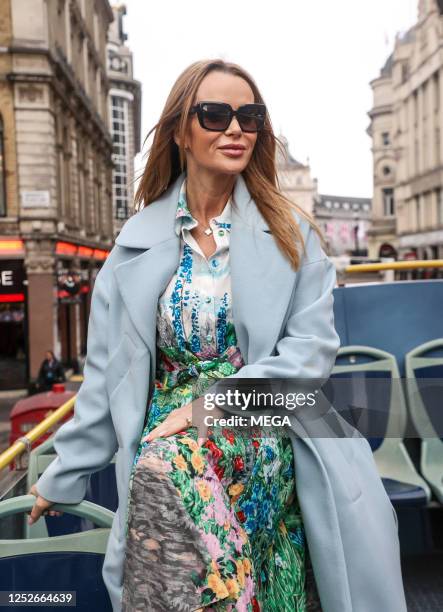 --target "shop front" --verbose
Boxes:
[54,242,109,376]
[0,240,28,390]
[0,238,109,391]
